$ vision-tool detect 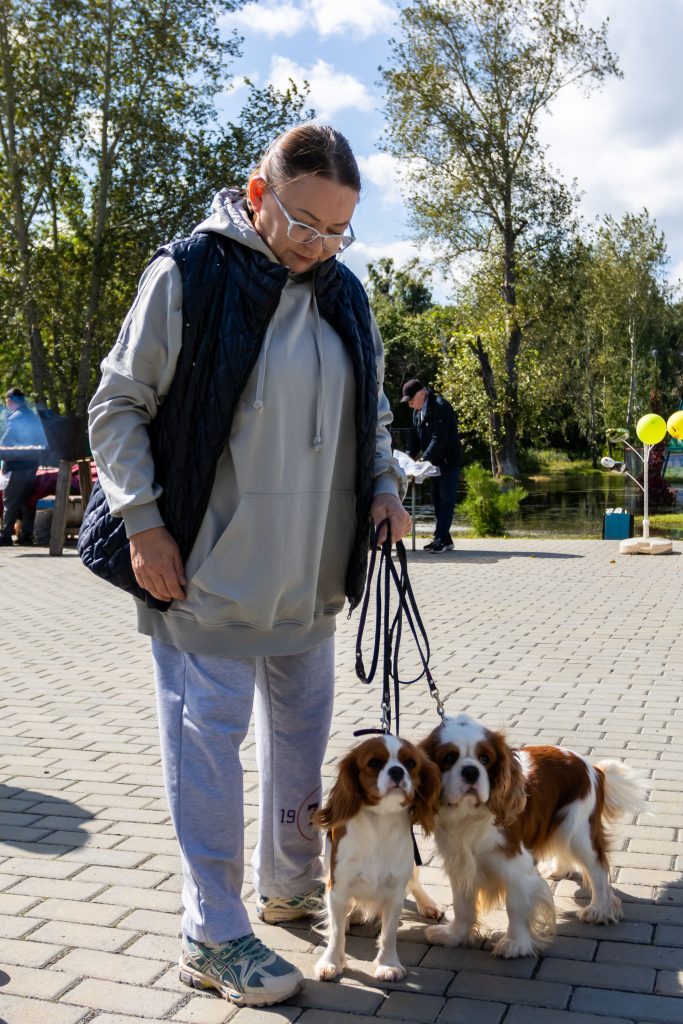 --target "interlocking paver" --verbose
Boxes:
[0,540,681,1022]
[537,957,656,993]
[435,999,507,1023]
[0,961,78,998]
[172,999,240,1022]
[61,977,184,1016]
[56,947,168,985]
[0,993,88,1024]
[571,986,683,1021]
